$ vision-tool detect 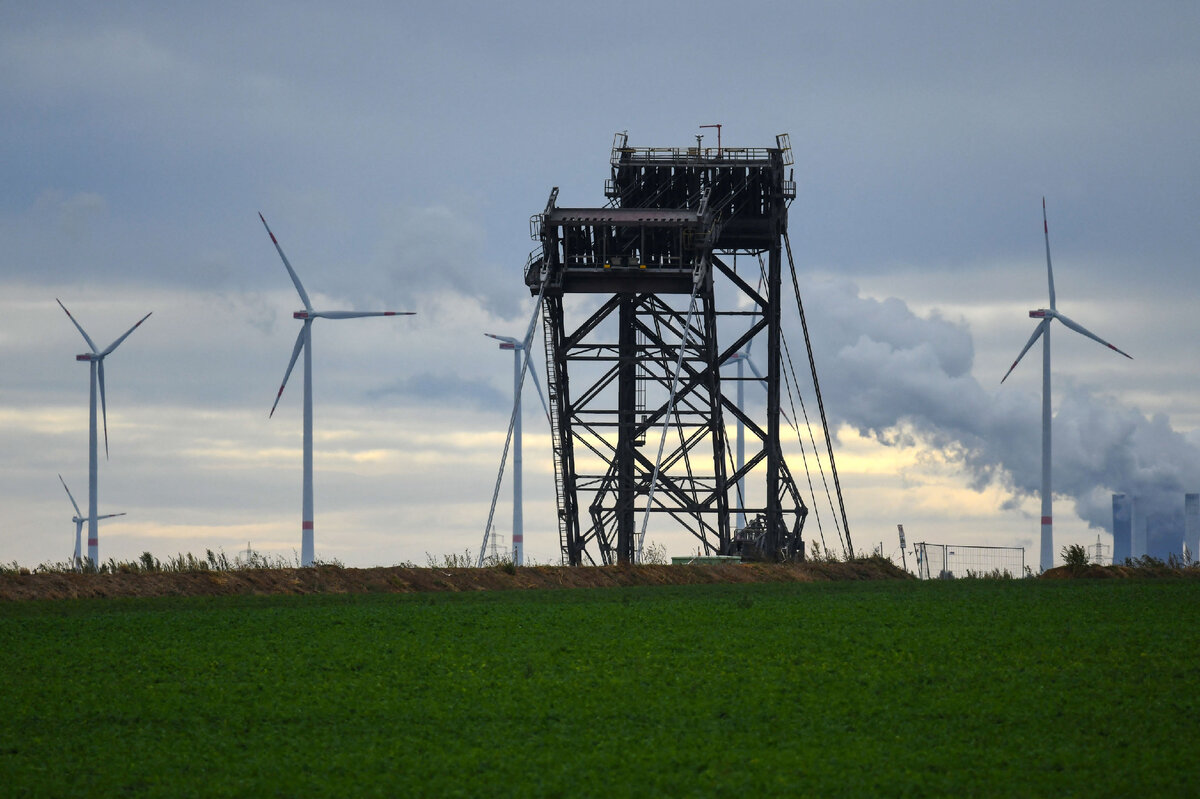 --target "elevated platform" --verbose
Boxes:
[527,196,718,295]
[529,133,795,296]
[606,133,795,251]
